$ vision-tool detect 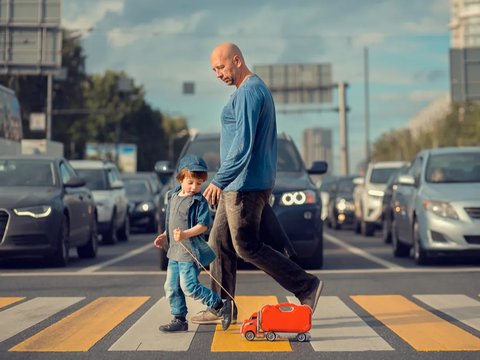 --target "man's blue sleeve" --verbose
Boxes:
[212,89,261,189]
